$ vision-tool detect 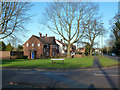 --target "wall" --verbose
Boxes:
[23,35,44,59]
[55,40,65,54]
[0,51,10,60]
